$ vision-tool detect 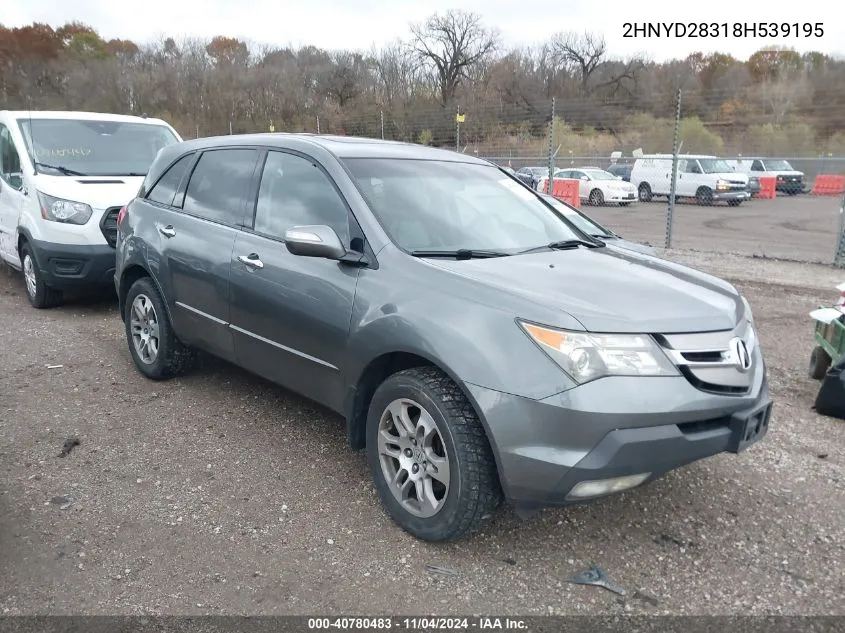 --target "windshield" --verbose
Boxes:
[17,118,180,177]
[581,169,617,180]
[698,158,733,174]
[542,197,611,236]
[763,159,794,171]
[342,158,583,253]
